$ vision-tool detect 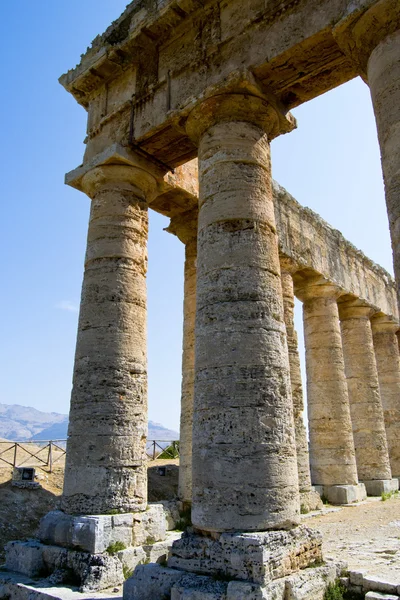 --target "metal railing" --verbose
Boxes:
[147,440,180,460]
